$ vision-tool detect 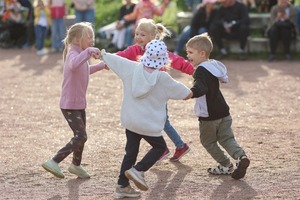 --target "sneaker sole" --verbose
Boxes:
[170,147,191,162]
[42,164,65,179]
[125,171,148,191]
[68,168,90,179]
[113,192,140,198]
[231,158,250,180]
